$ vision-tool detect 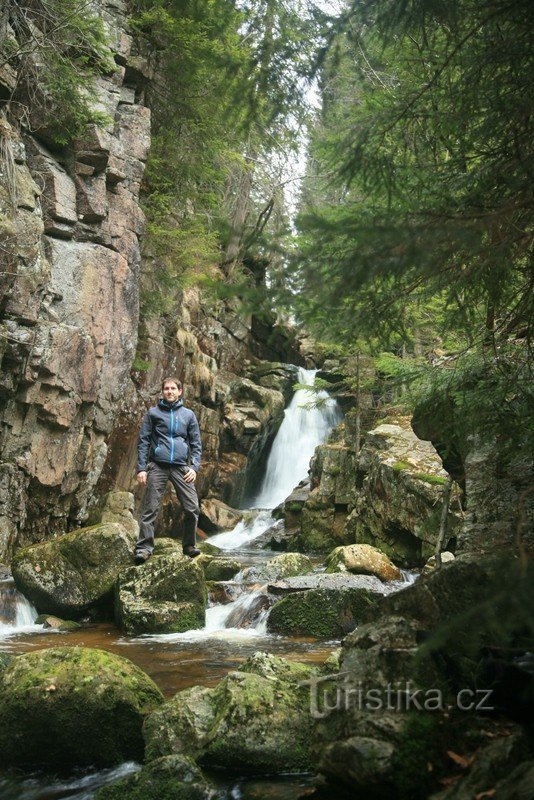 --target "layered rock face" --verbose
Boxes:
[0,1,150,559]
[279,414,461,566]
[0,1,308,561]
